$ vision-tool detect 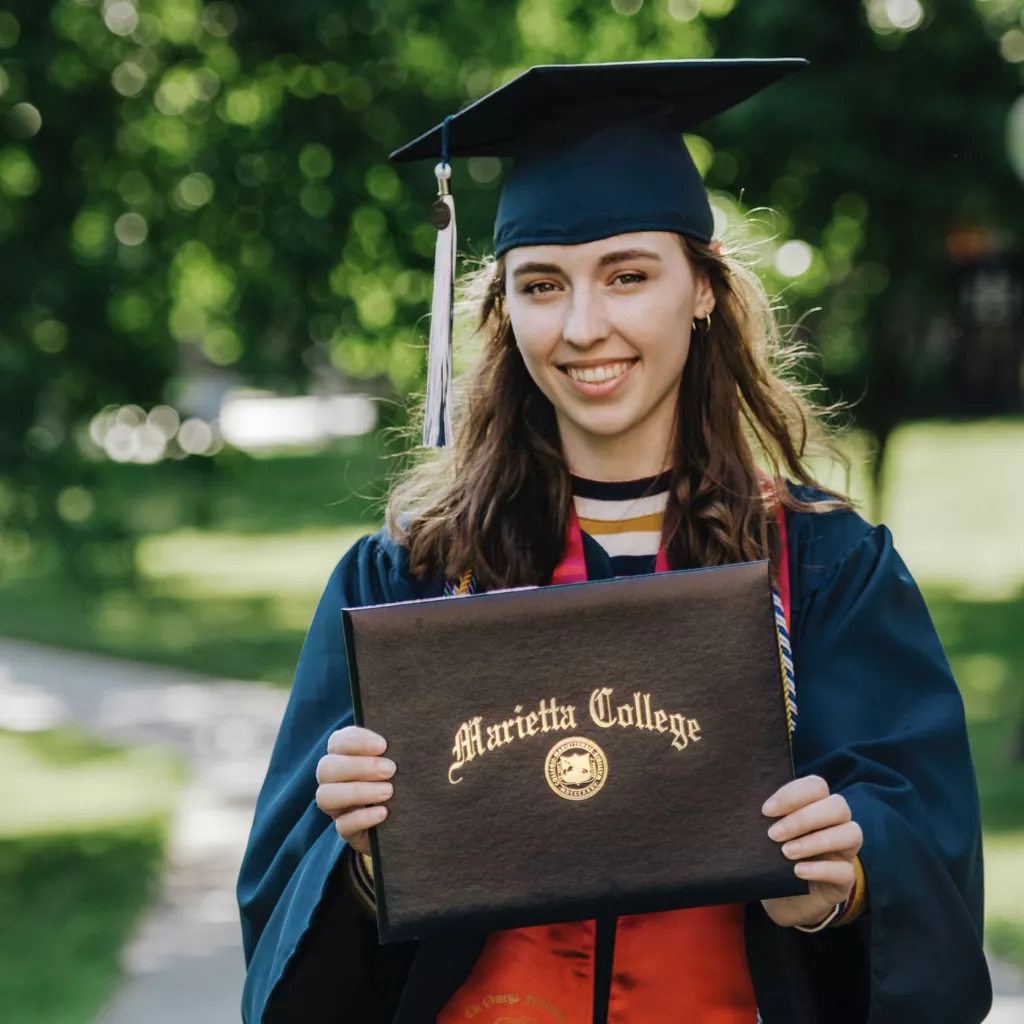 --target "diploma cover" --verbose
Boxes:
[342,560,806,943]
